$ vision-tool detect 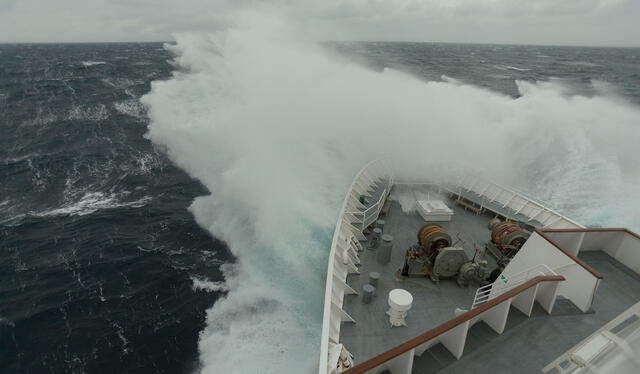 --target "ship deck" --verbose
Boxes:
[341,184,502,362]
[339,182,640,373]
[411,251,640,374]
